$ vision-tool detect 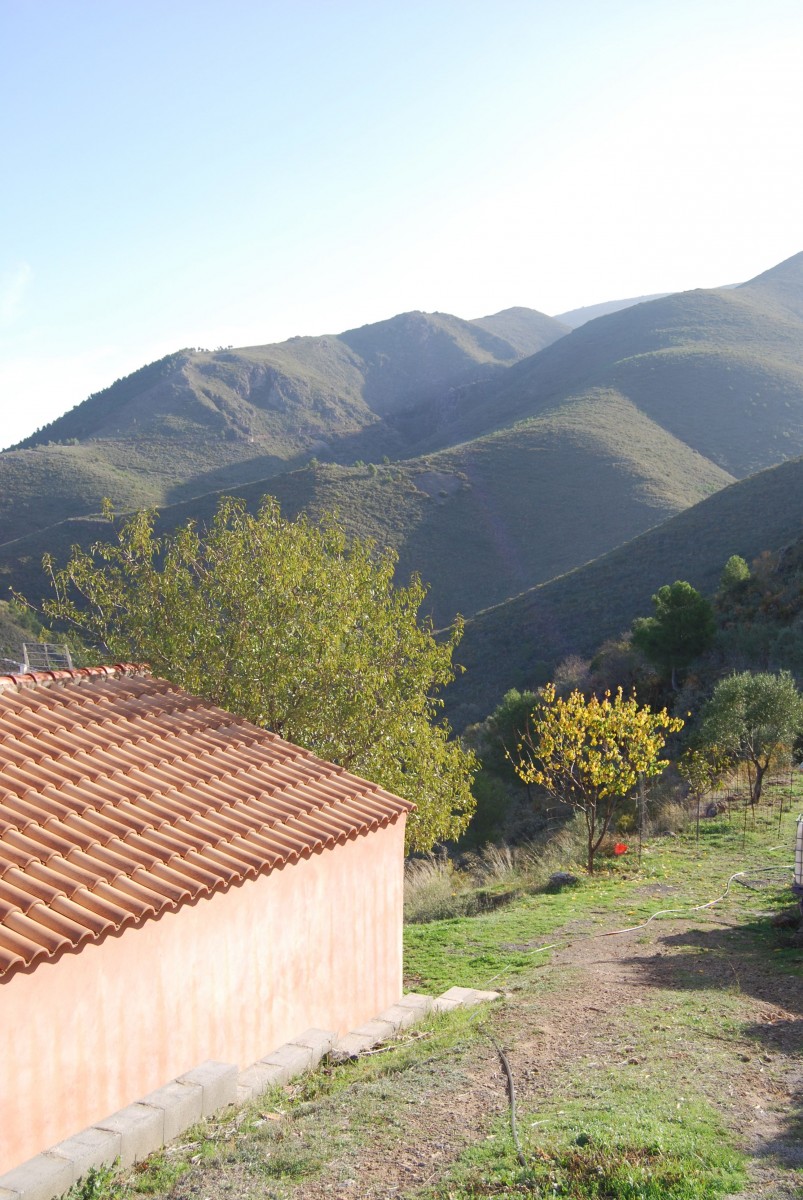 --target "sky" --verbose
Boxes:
[2,0,802,449]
